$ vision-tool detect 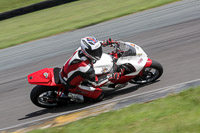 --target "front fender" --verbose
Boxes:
[144,58,152,67]
[138,58,152,77]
